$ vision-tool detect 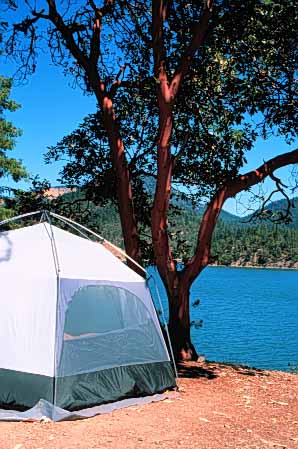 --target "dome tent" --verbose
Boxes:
[0,211,176,421]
